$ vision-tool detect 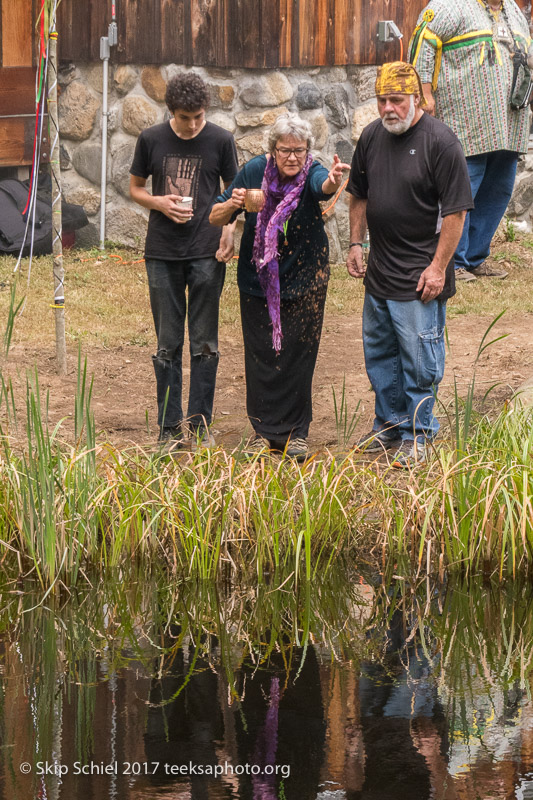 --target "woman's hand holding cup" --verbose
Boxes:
[229,188,247,210]
[244,189,265,213]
